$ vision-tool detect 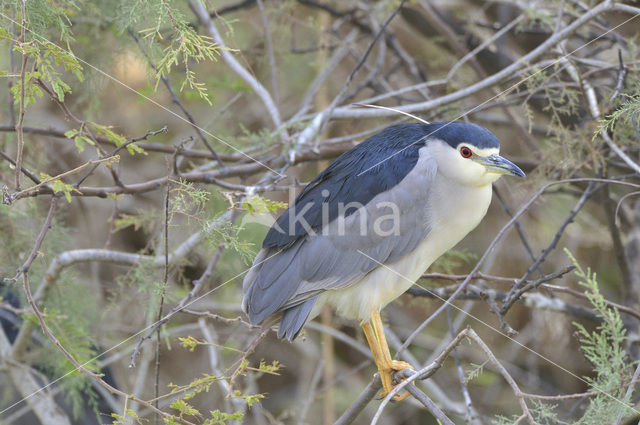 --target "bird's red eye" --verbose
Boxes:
[460,147,472,158]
